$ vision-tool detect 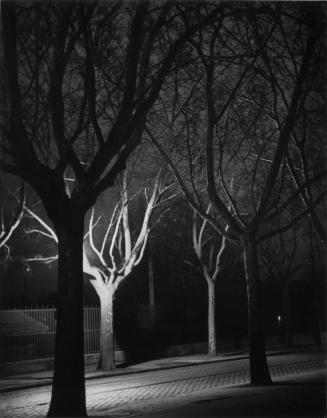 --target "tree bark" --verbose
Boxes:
[312,292,322,346]
[0,267,4,309]
[98,285,115,371]
[148,244,156,329]
[207,278,217,356]
[48,214,87,417]
[282,280,293,347]
[309,223,322,346]
[243,235,272,385]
